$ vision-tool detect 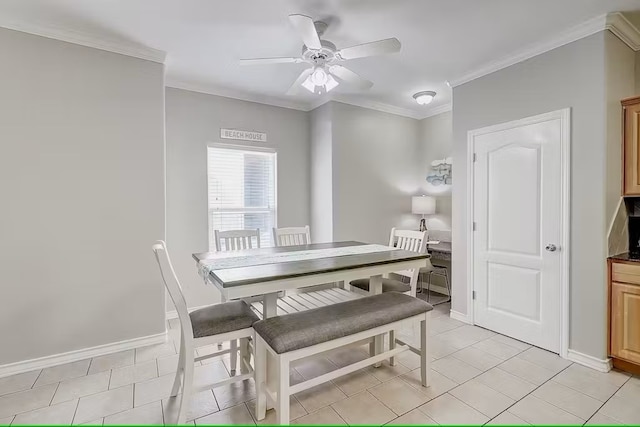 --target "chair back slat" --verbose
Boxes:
[214,229,260,252]
[273,225,311,247]
[389,228,428,254]
[152,240,193,339]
